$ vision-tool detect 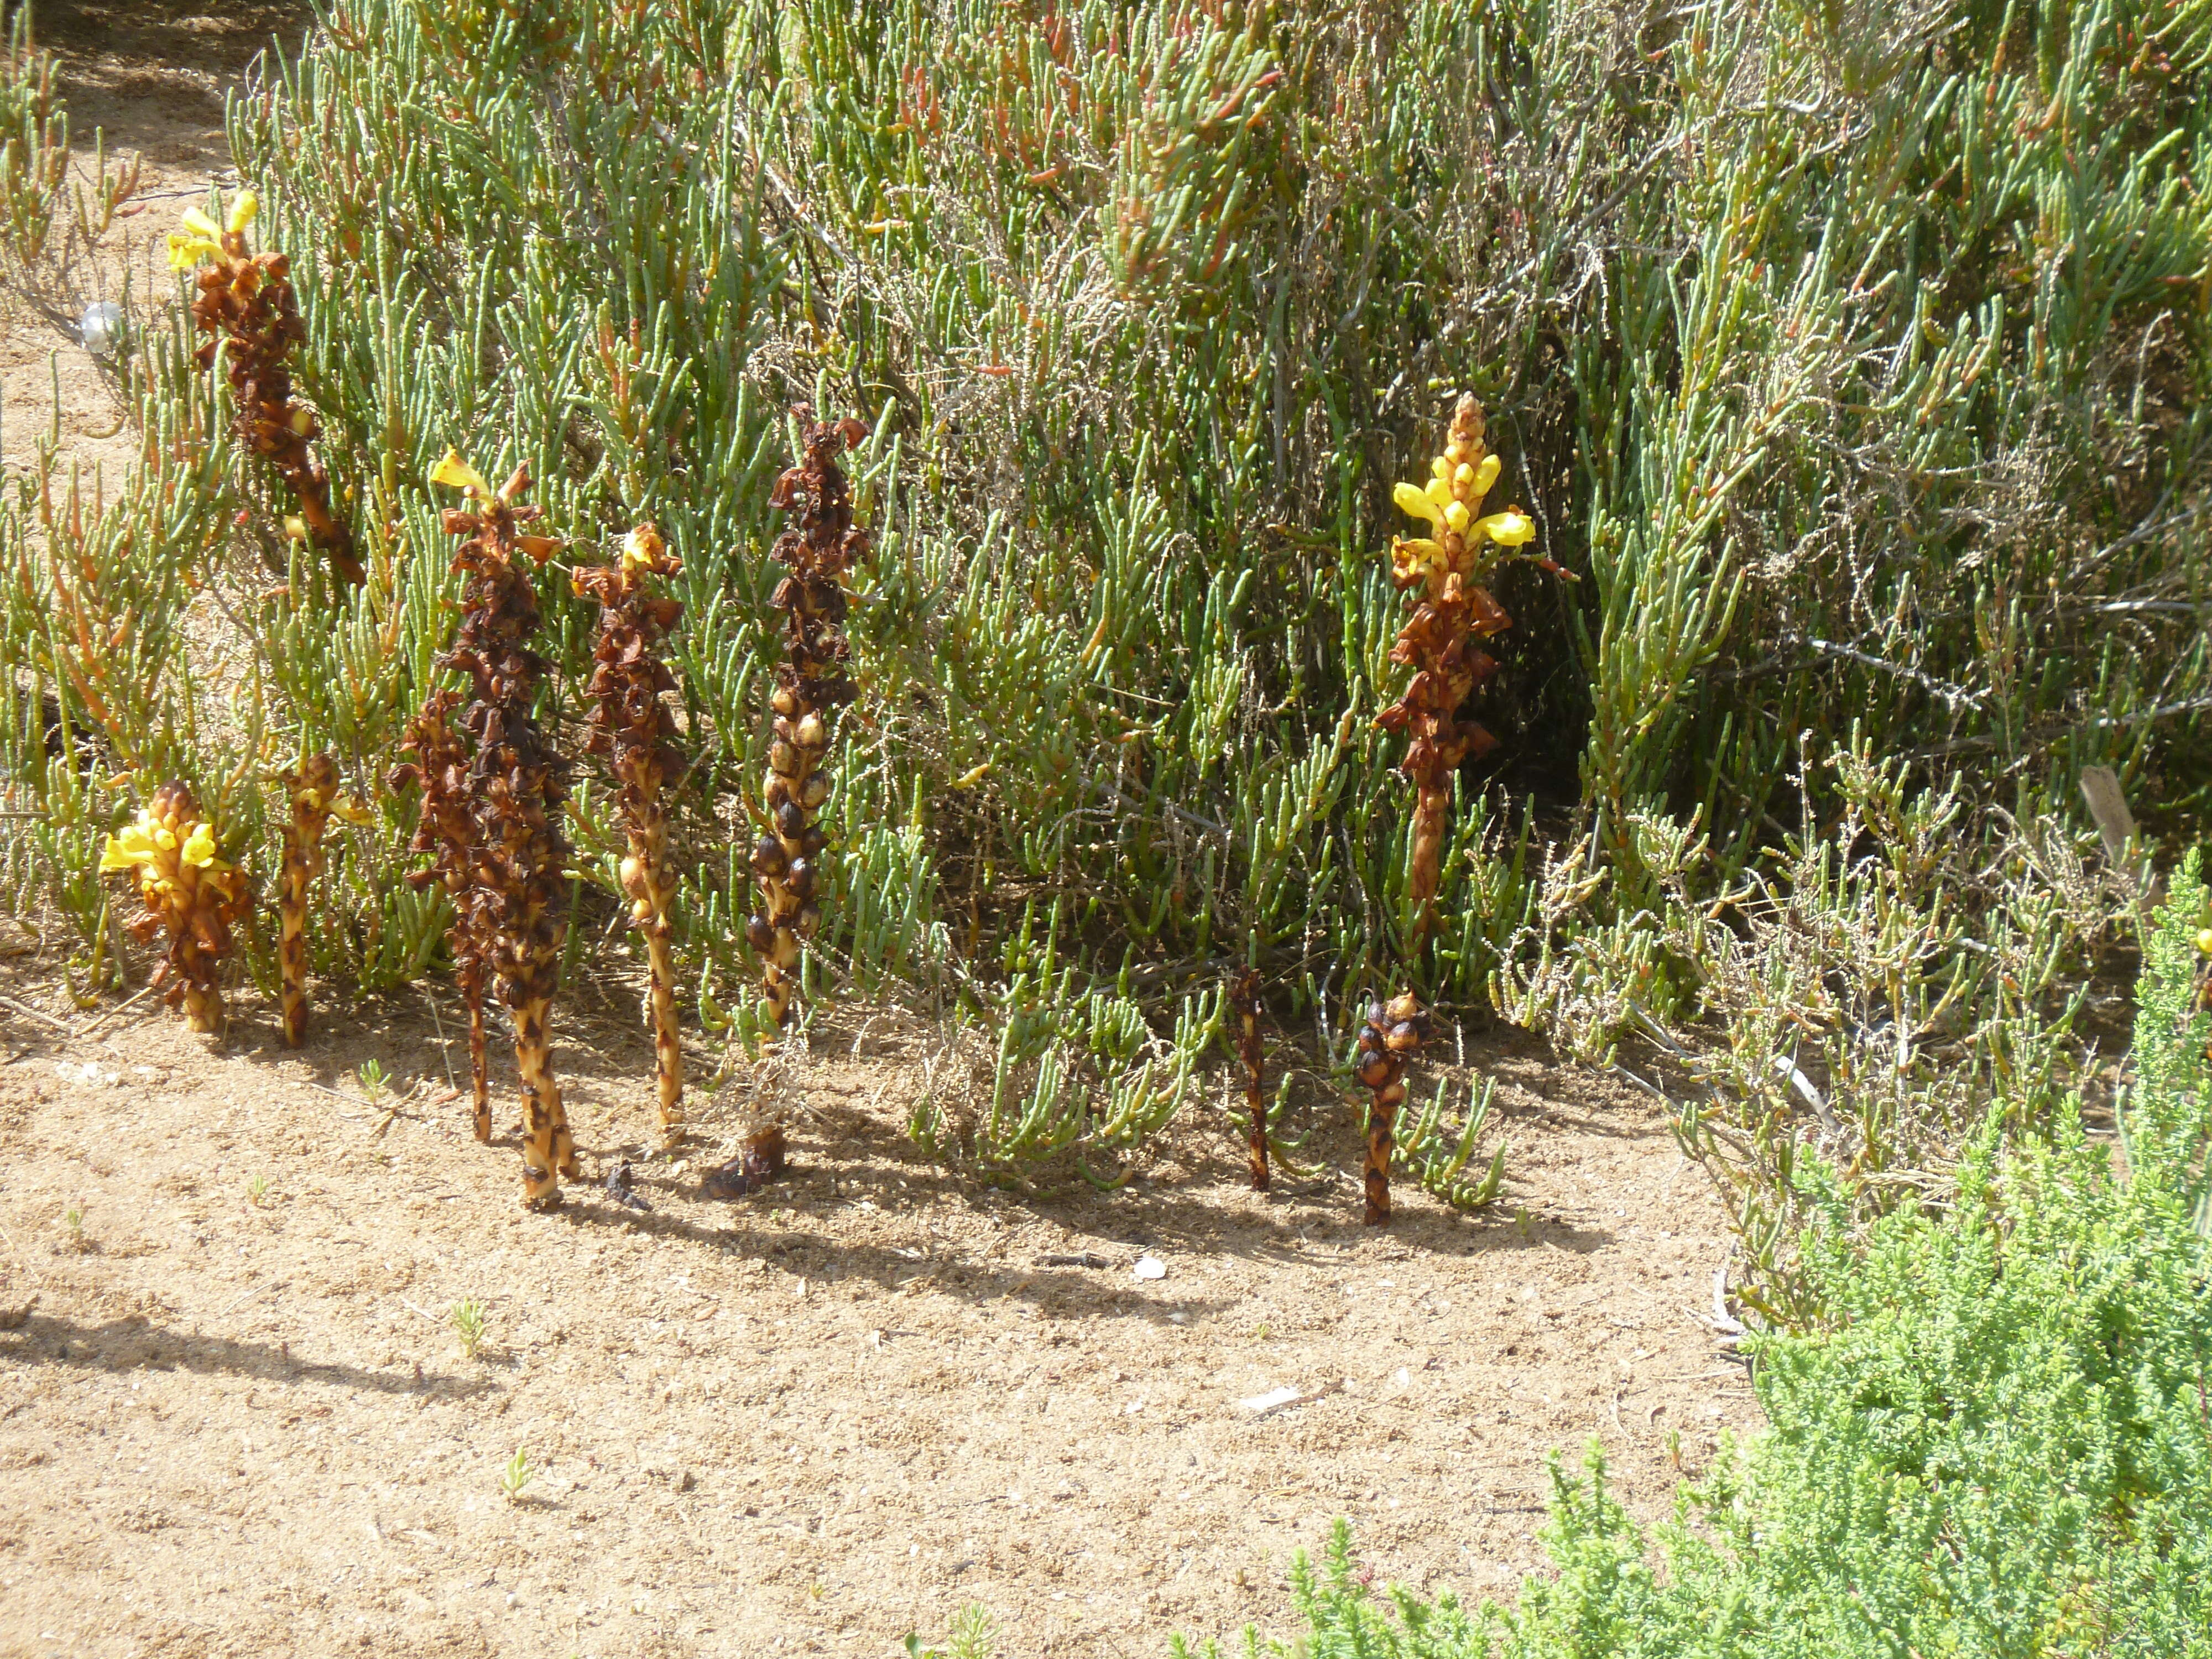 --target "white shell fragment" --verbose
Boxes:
[1239,1386,1303,1416]
[79,301,125,358]
[1132,1255,1167,1281]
